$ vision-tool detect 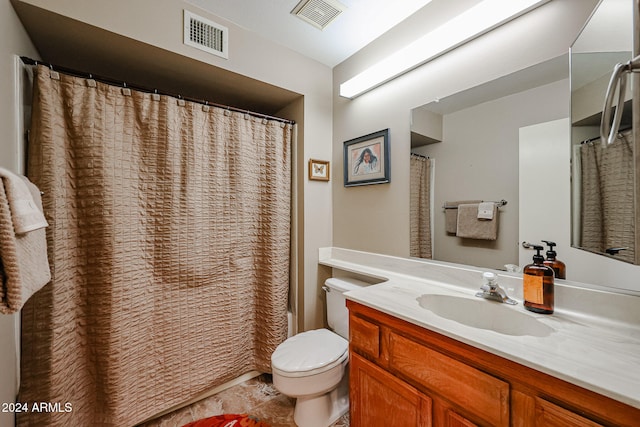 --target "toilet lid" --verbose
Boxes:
[271,329,348,374]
